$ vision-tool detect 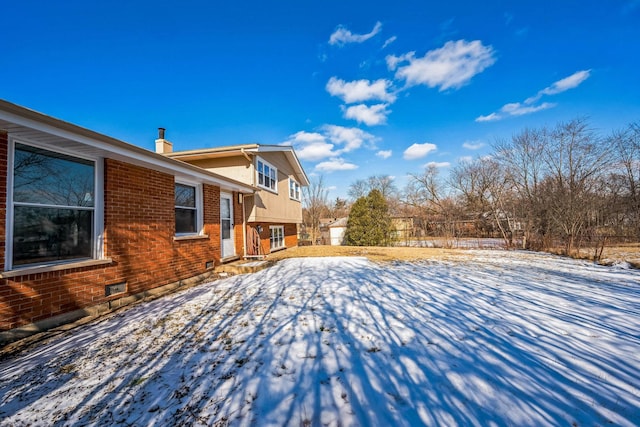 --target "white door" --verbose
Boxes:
[220,193,235,258]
